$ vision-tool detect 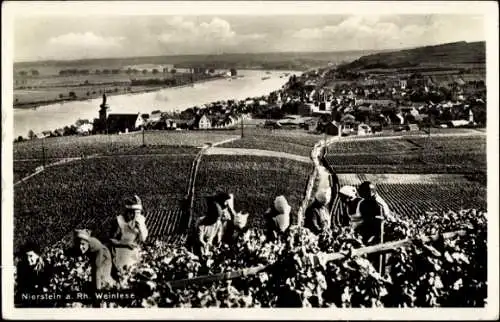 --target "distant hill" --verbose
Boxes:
[342,41,486,70]
[14,50,381,75]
